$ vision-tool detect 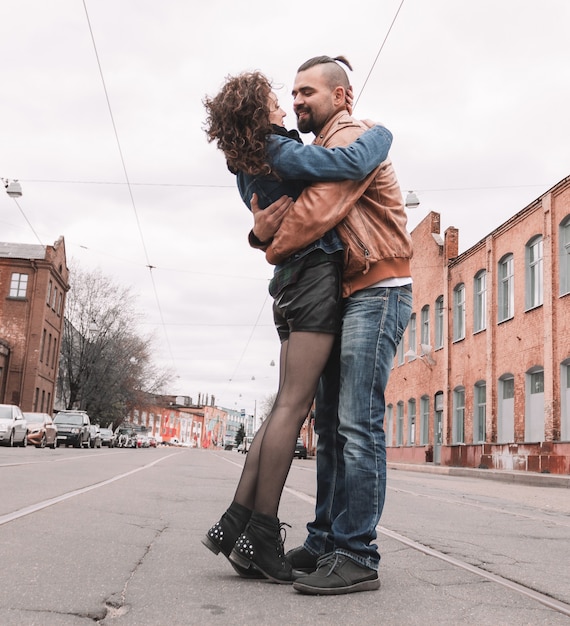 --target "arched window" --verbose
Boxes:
[474,381,486,443]
[498,254,514,322]
[473,270,486,332]
[525,236,543,310]
[452,387,465,443]
[453,283,465,341]
[435,296,444,348]
[559,216,570,296]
